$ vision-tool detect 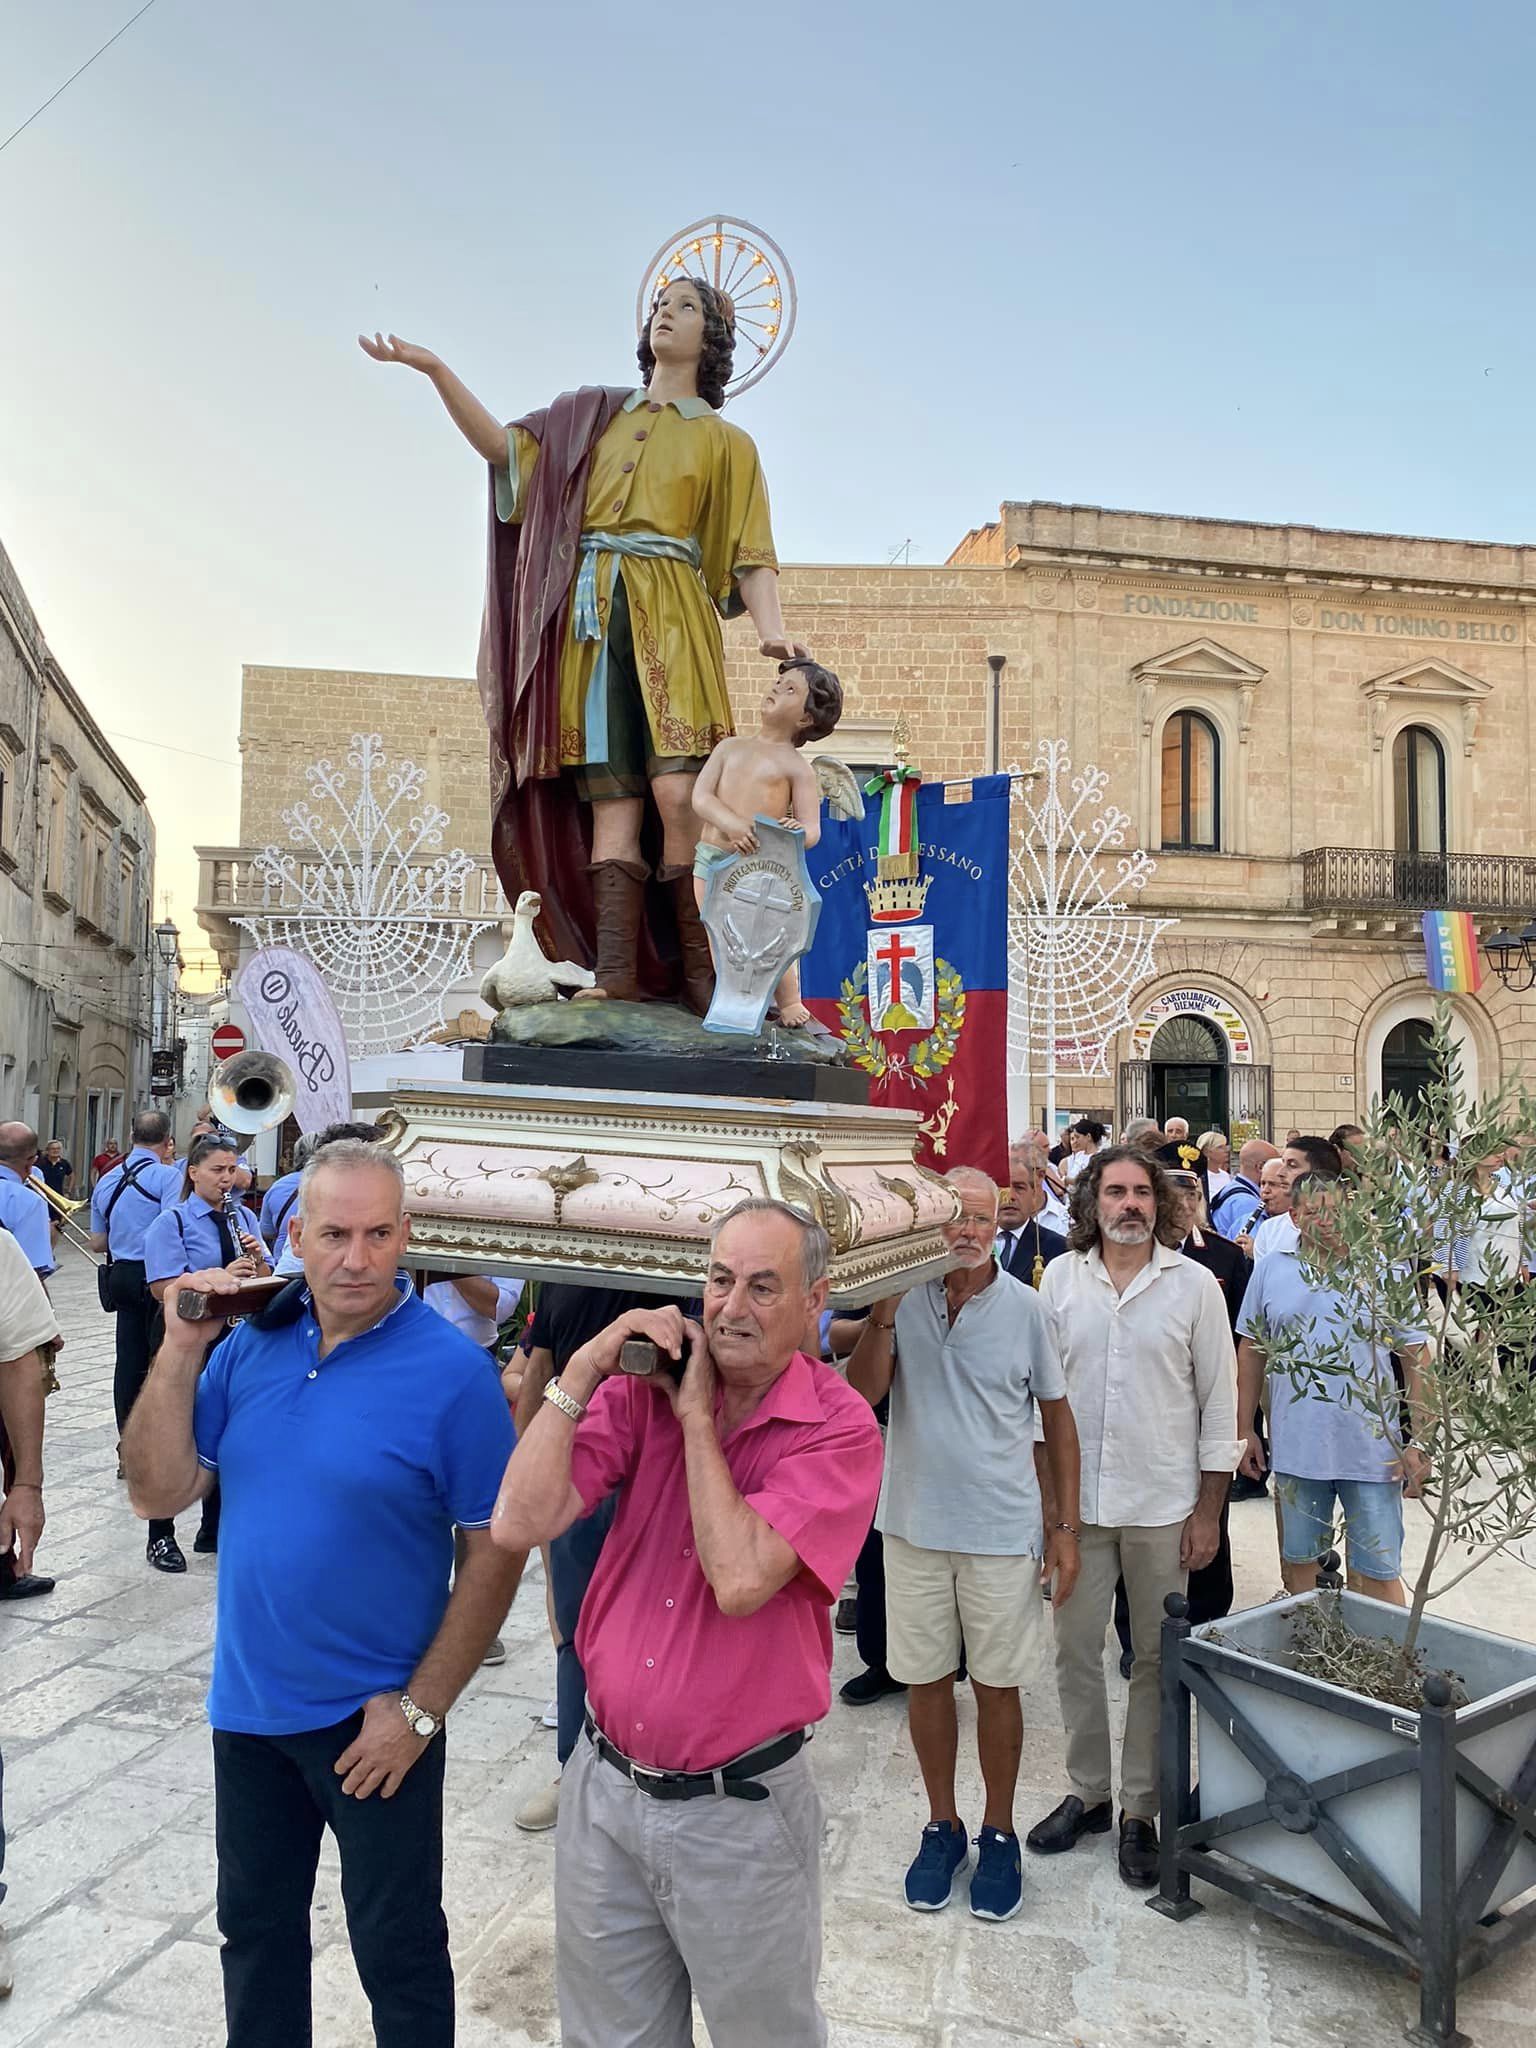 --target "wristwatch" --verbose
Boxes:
[400,1693,440,1740]
[543,1380,586,1423]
